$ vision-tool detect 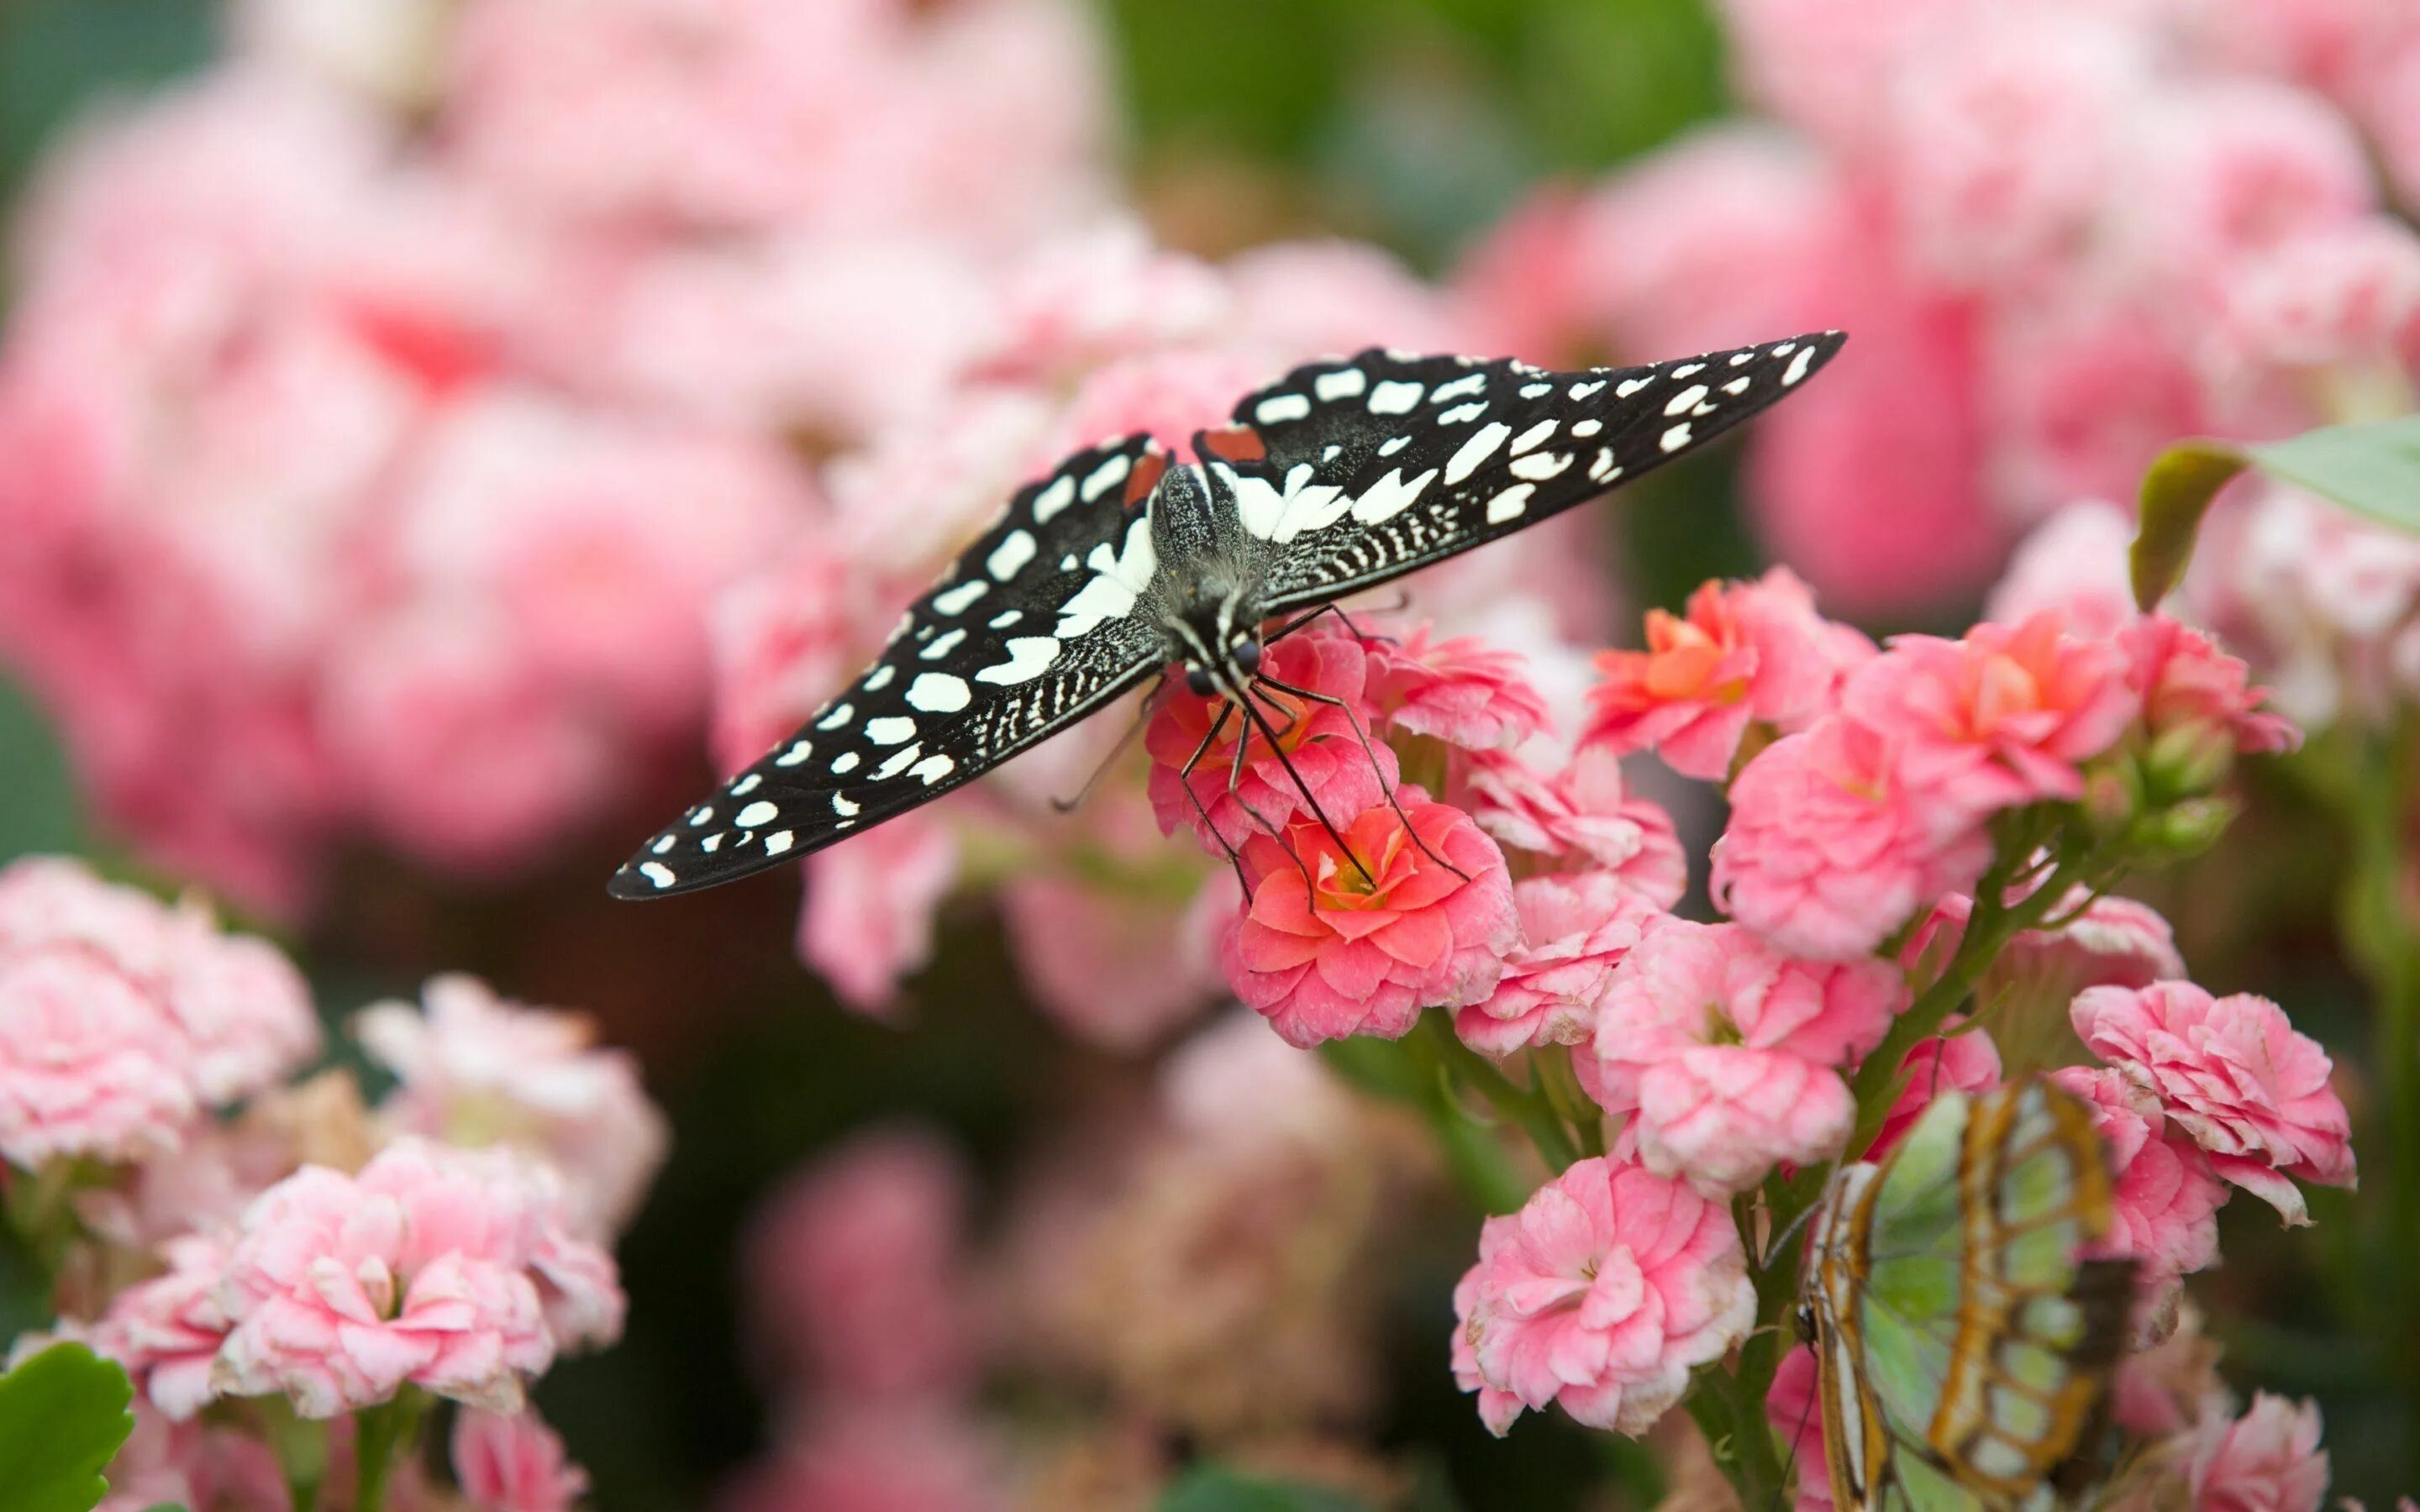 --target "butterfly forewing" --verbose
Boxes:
[1224,333,1845,613]
[608,435,1171,898]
